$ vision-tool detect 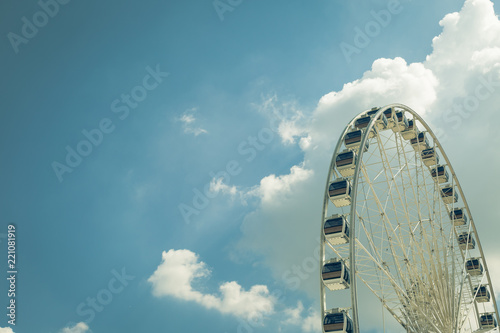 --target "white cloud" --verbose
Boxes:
[246,165,314,206]
[233,0,500,330]
[301,310,321,332]
[277,111,308,145]
[177,108,208,136]
[59,322,89,333]
[148,249,276,320]
[208,164,313,207]
[282,301,305,325]
[209,177,238,196]
[282,301,321,332]
[0,327,14,333]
